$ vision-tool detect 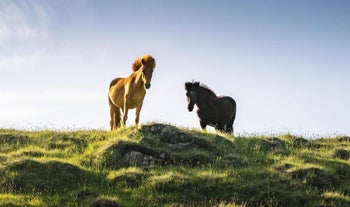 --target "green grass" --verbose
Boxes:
[0,123,349,206]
